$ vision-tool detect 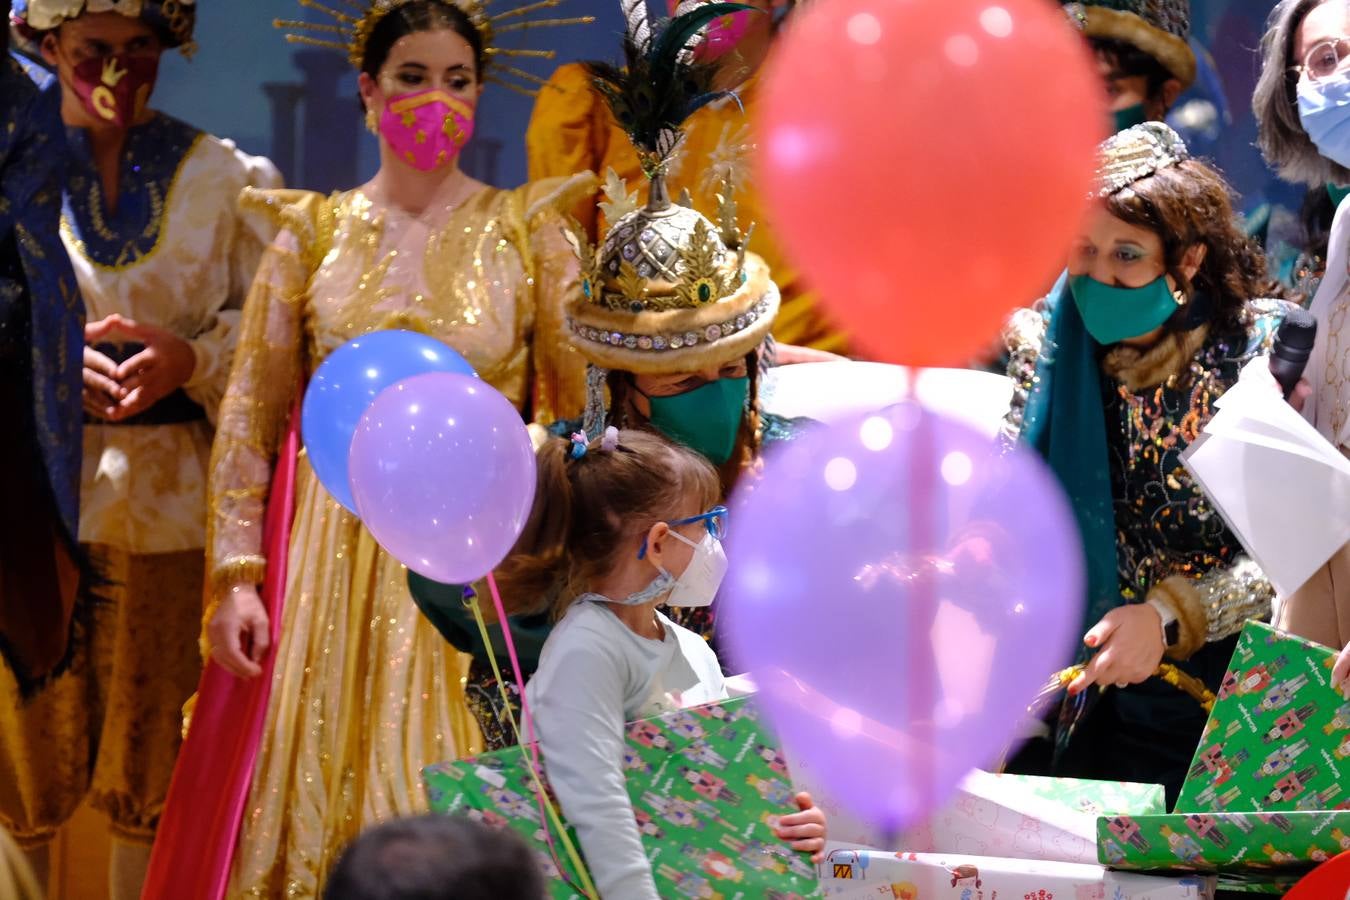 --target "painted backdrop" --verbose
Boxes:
[151,2,1295,216]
